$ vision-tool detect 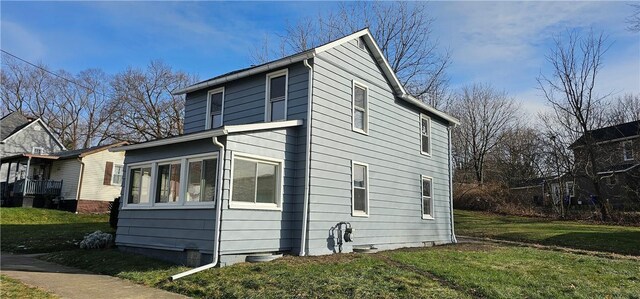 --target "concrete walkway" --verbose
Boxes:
[1,253,189,299]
